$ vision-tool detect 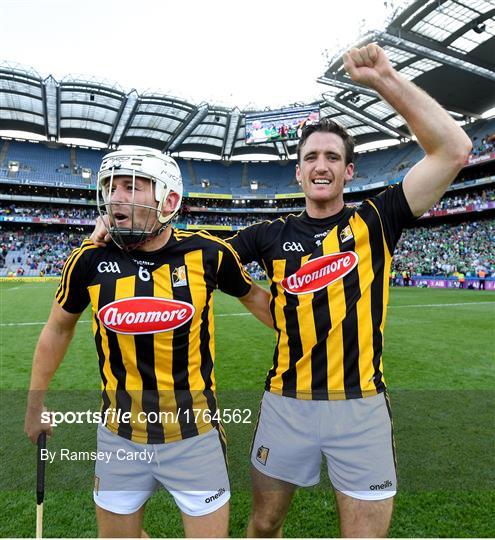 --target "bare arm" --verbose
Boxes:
[343,44,472,217]
[238,282,273,328]
[24,301,81,443]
